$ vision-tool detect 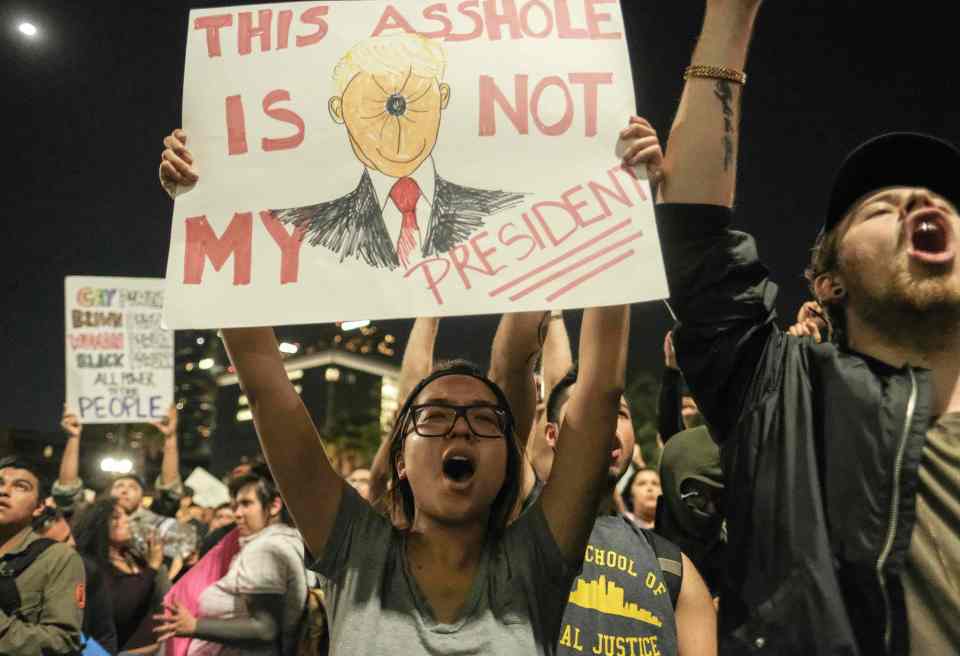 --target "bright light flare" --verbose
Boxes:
[340,320,370,331]
[18,22,38,37]
[100,456,134,474]
[198,358,215,370]
[278,342,299,354]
